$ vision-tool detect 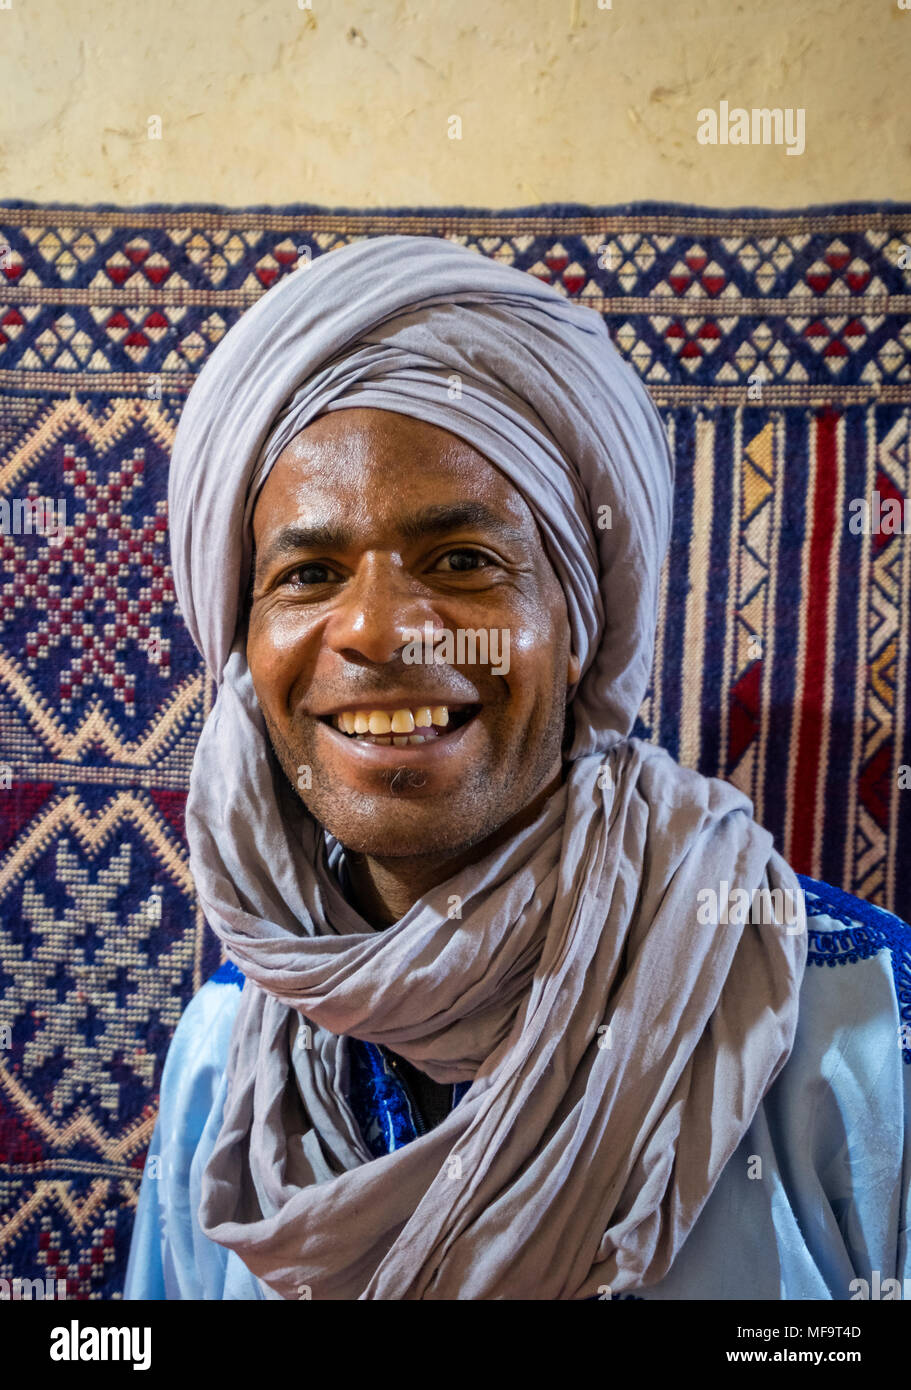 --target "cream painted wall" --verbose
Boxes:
[0,0,908,208]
